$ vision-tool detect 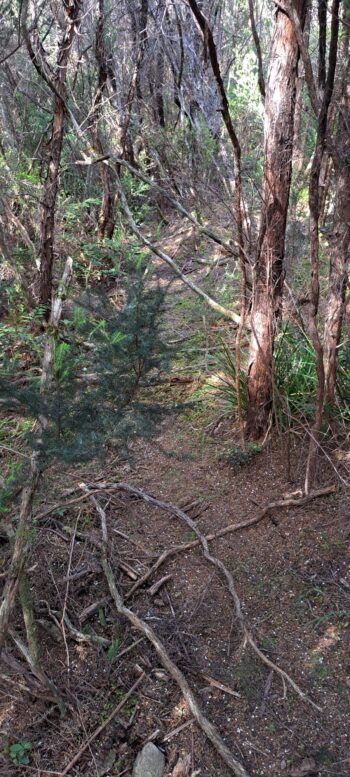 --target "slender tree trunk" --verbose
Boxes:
[305,0,340,492]
[324,38,350,403]
[92,0,115,240]
[121,0,148,160]
[247,0,265,99]
[39,0,81,313]
[155,49,166,128]
[246,1,307,439]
